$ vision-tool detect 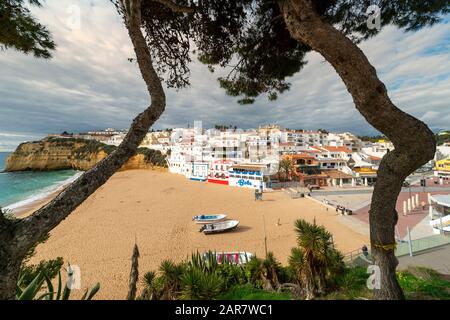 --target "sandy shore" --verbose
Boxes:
[12,190,60,218]
[28,170,368,299]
